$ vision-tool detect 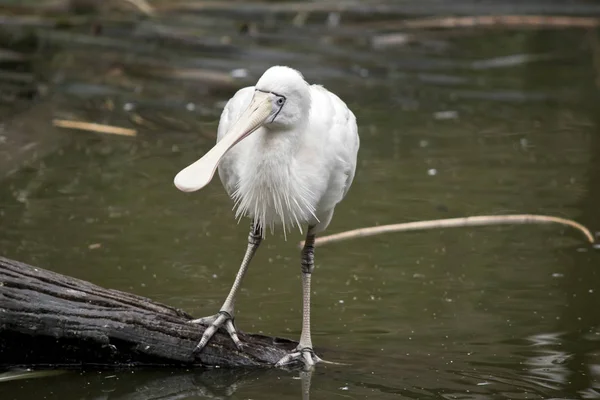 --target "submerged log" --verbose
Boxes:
[0,256,299,369]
